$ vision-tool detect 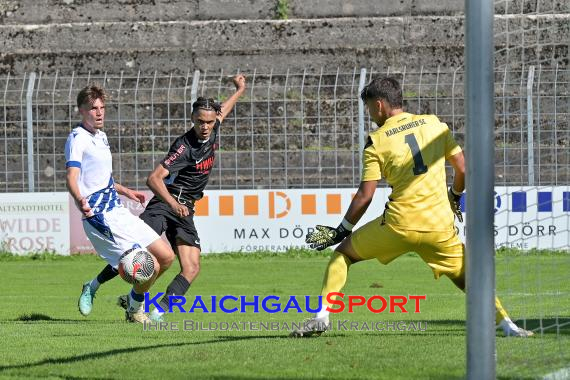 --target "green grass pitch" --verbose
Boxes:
[0,250,568,379]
